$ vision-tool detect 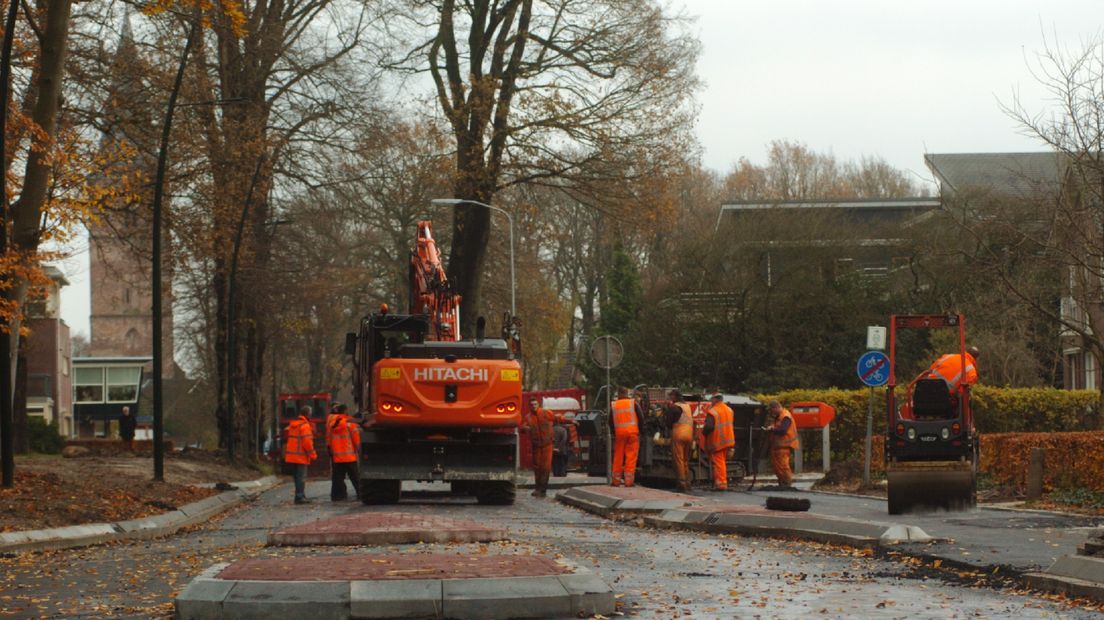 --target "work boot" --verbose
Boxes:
[294,497,312,505]
[531,489,541,497]
[611,479,622,487]
[536,489,547,498]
